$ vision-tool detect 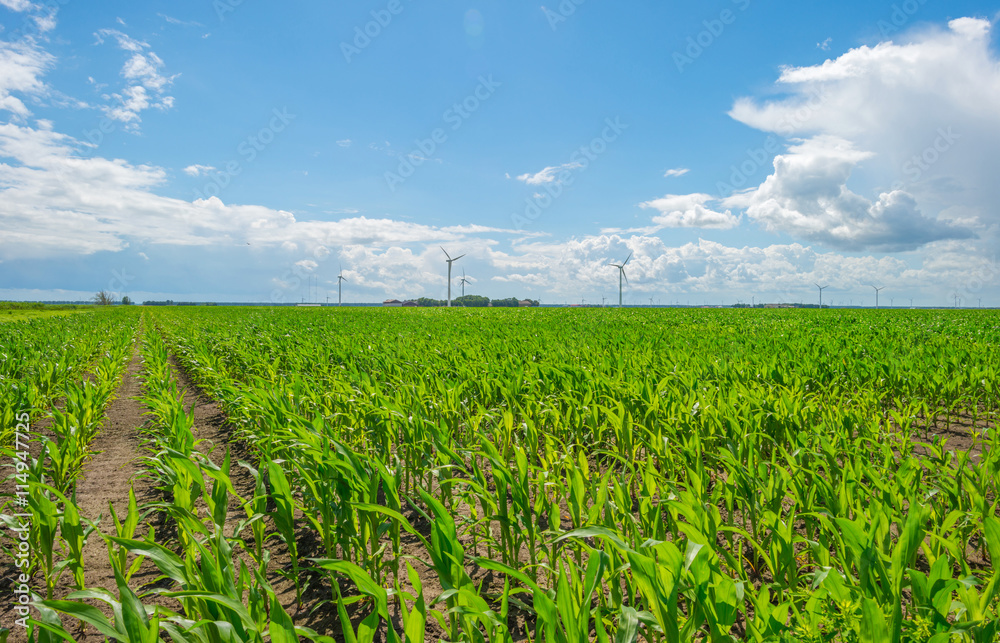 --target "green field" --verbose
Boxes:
[2,307,998,642]
[0,302,92,322]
